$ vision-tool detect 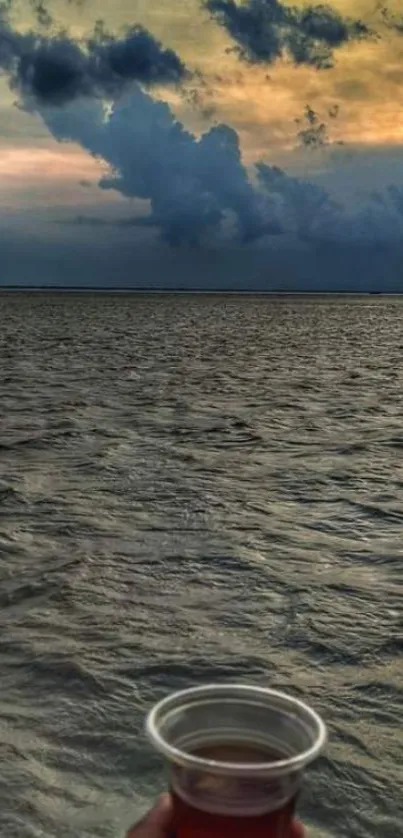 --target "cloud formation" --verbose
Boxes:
[39,87,281,245]
[257,160,403,246]
[1,0,402,253]
[0,10,187,106]
[38,82,403,250]
[205,0,372,69]
[256,161,341,239]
